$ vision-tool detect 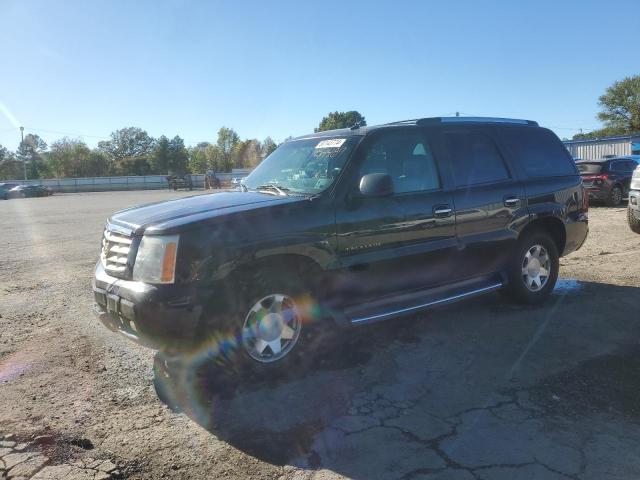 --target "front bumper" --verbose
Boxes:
[629,191,640,212]
[92,262,204,352]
